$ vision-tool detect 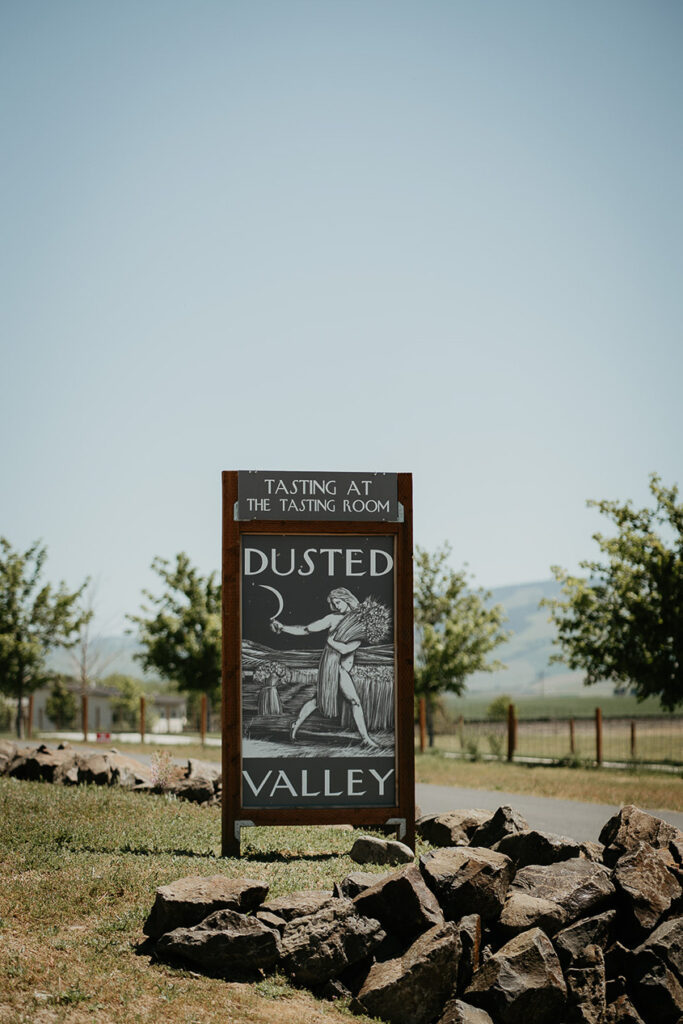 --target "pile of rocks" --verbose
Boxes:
[143,804,683,1024]
[0,739,220,804]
